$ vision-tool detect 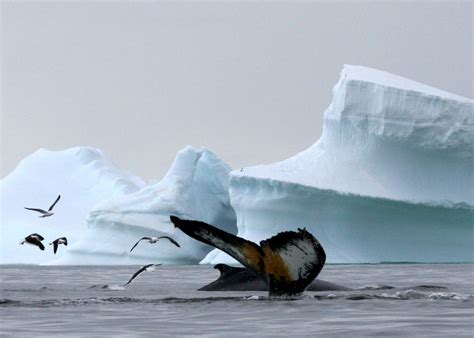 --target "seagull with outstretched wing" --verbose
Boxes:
[129,236,180,252]
[20,233,45,251]
[124,264,161,286]
[49,237,68,254]
[24,195,61,218]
